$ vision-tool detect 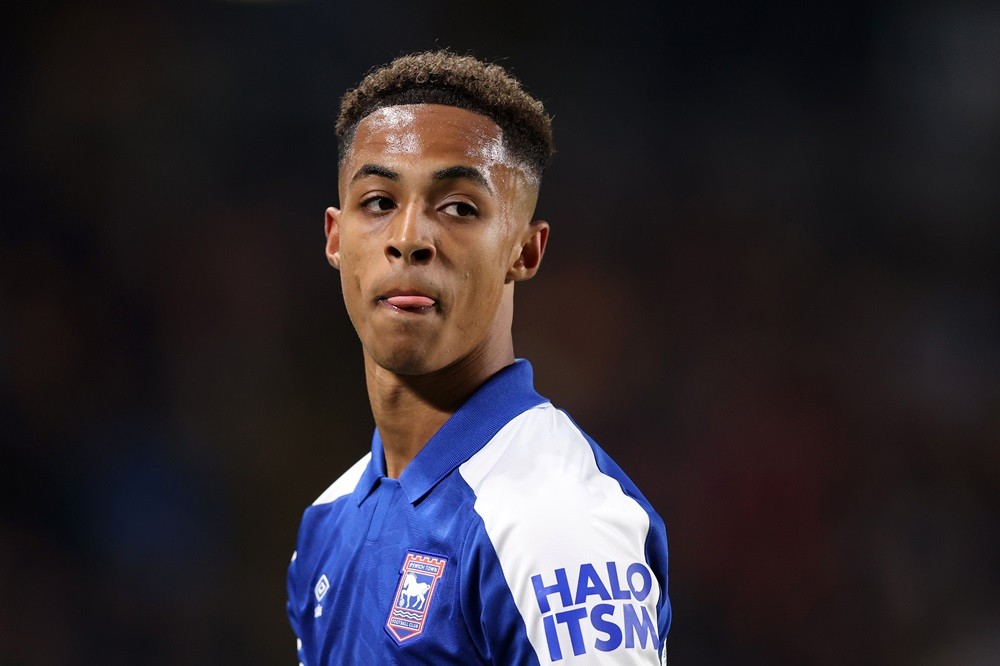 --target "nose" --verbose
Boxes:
[385,203,435,264]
